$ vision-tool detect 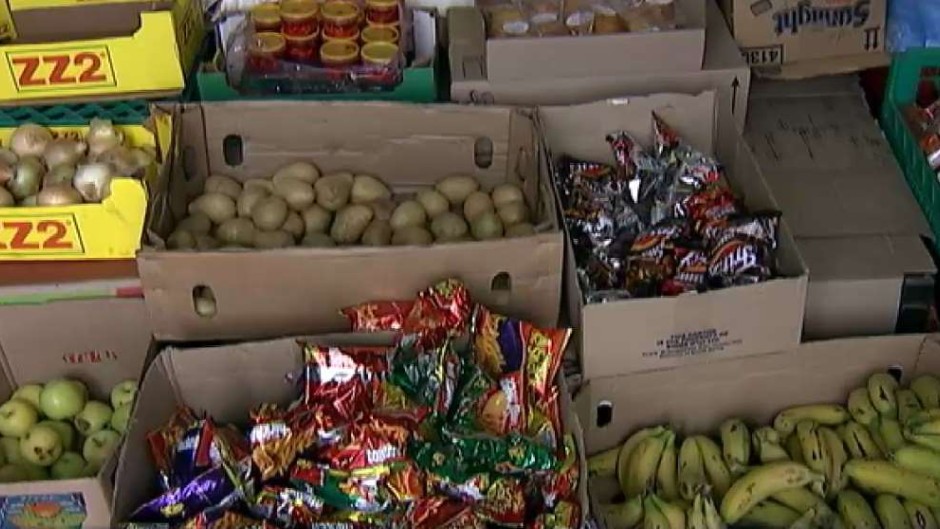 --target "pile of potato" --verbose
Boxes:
[168,161,536,250]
